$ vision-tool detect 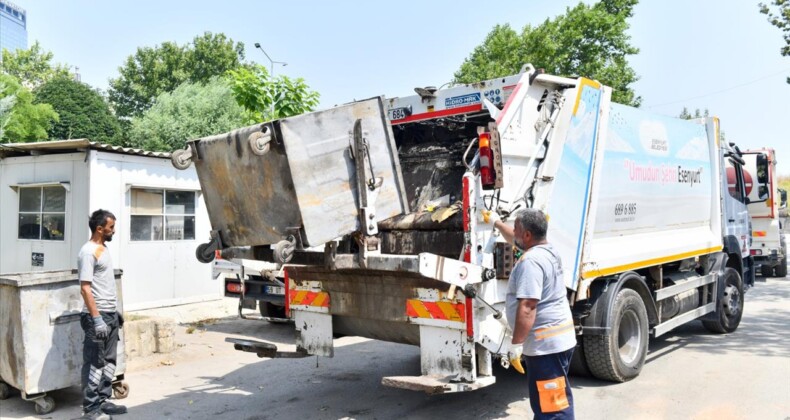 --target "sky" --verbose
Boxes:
[11,0,790,174]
